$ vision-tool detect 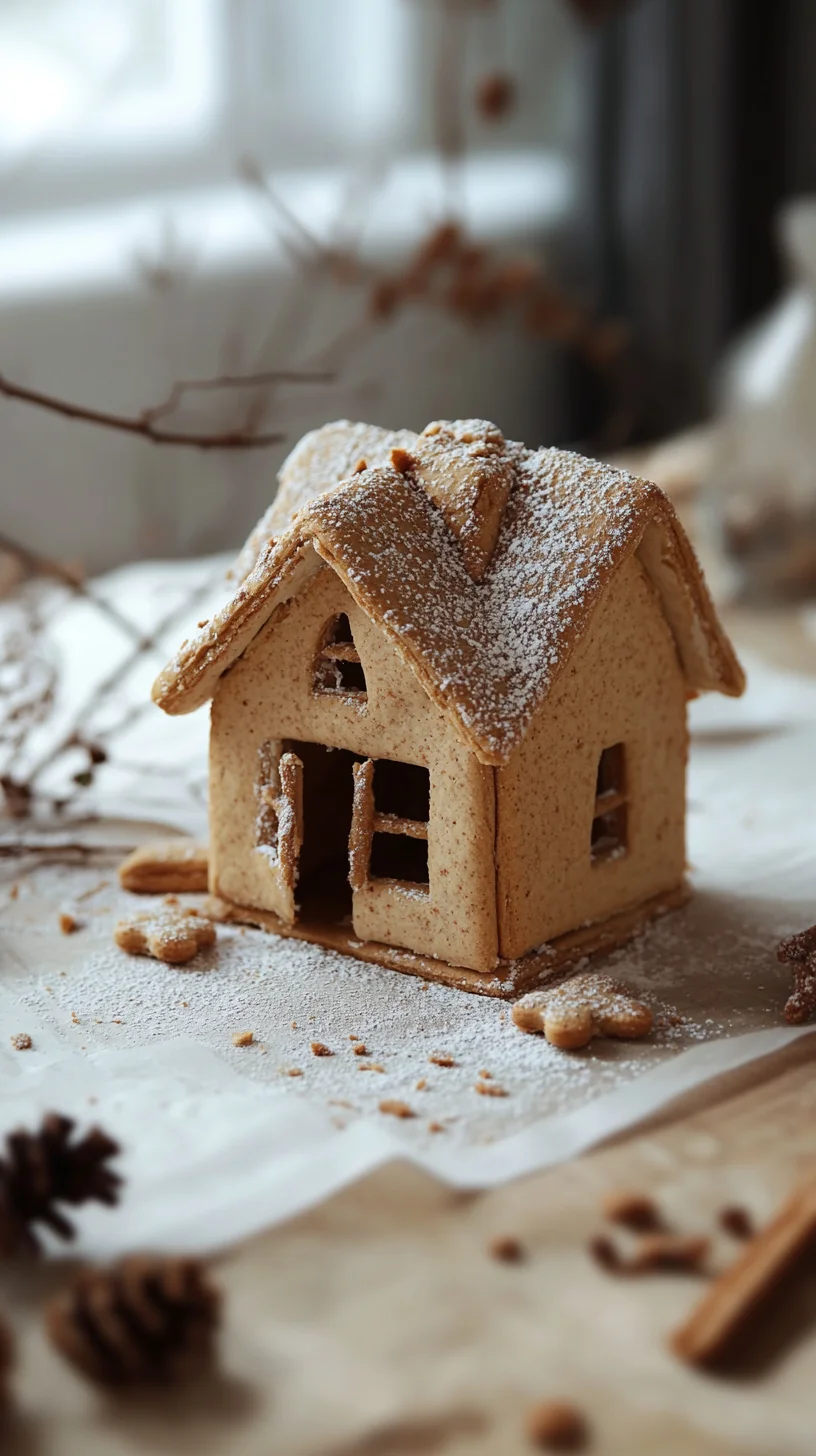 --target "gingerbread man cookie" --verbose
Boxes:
[512,972,653,1050]
[114,909,215,966]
